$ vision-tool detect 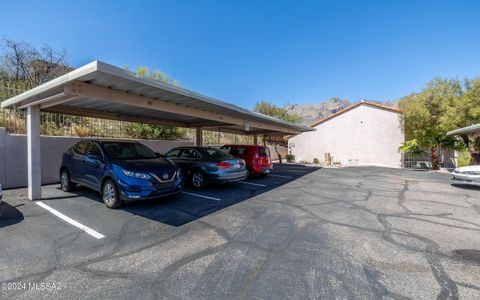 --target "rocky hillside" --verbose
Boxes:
[286,97,400,125]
